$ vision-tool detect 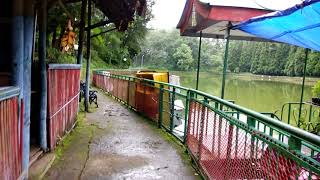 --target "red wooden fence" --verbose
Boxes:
[47,64,81,150]
[0,87,22,180]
